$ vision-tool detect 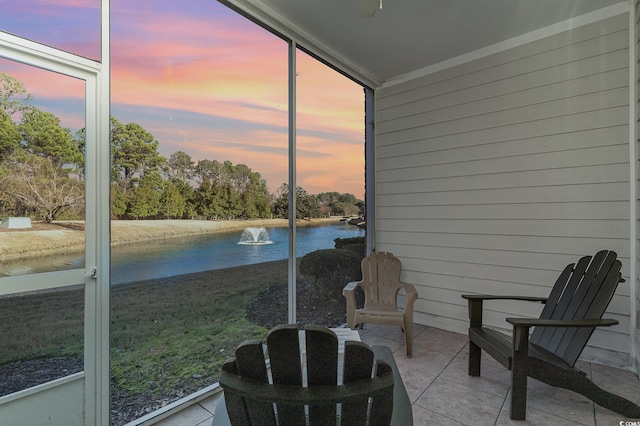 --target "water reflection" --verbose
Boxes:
[0,223,364,284]
[0,253,84,276]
